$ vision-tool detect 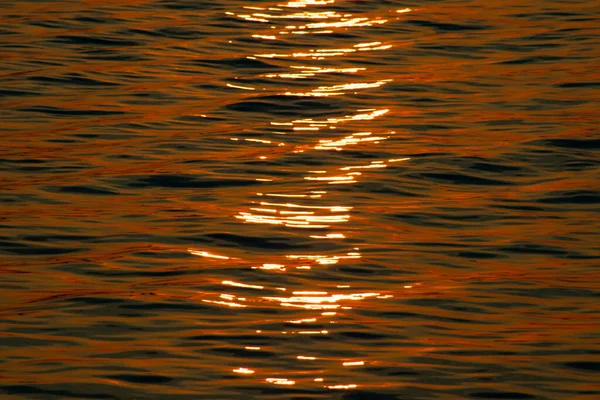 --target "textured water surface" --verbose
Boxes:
[1,0,599,399]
